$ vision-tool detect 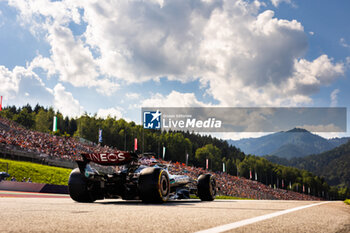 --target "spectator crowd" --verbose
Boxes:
[0,117,321,200]
[0,117,114,161]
